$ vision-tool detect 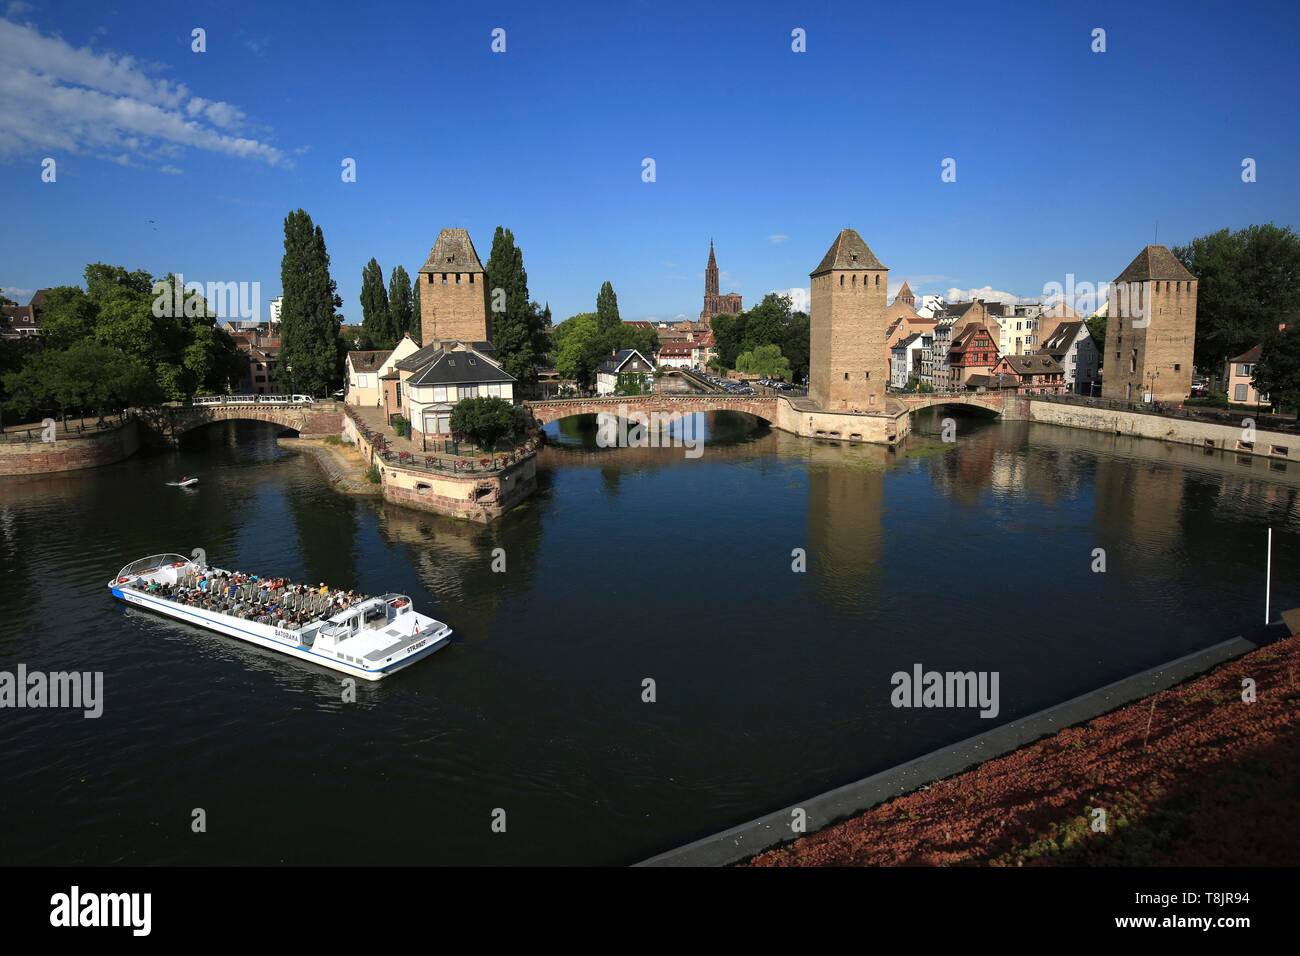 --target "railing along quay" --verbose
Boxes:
[342,404,539,475]
[1030,392,1300,434]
